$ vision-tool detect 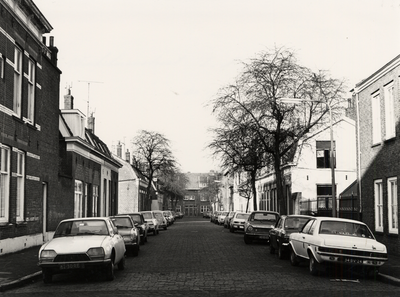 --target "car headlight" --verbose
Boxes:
[87,247,105,260]
[247,225,254,232]
[123,235,134,242]
[39,249,57,262]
